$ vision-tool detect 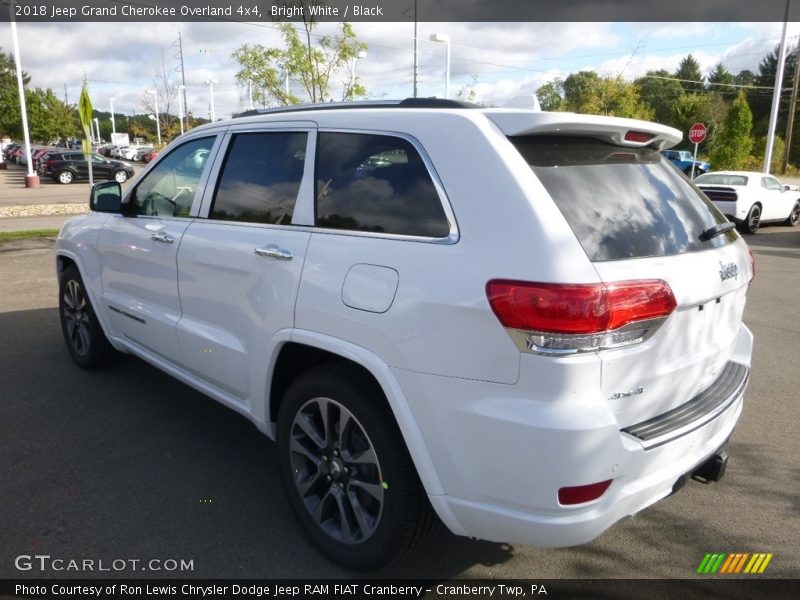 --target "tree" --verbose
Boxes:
[635,69,684,126]
[710,90,753,170]
[0,48,31,138]
[232,14,367,106]
[25,88,77,142]
[536,78,563,111]
[562,71,653,119]
[140,50,178,143]
[708,63,735,96]
[675,54,704,93]
[750,45,797,136]
[456,75,480,104]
